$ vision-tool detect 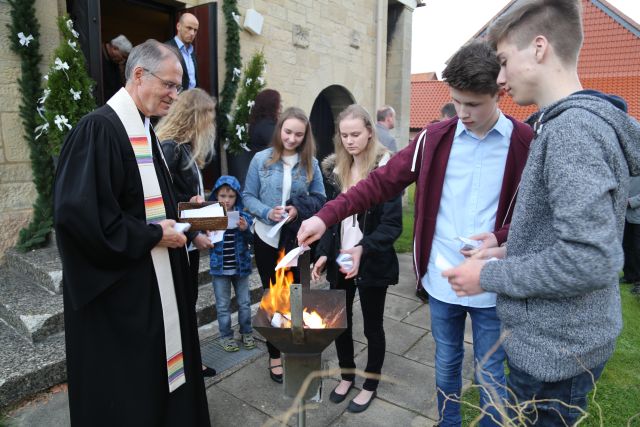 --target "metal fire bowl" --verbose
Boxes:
[253,289,347,354]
